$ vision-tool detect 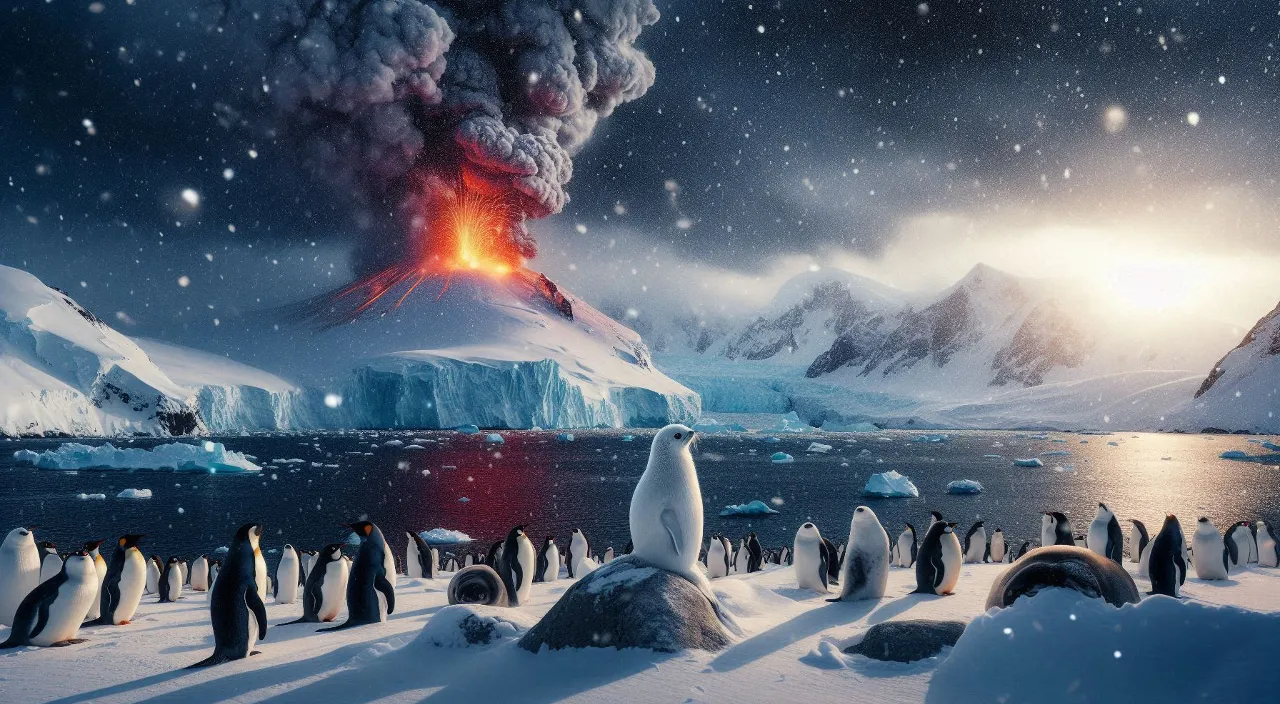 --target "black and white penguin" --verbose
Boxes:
[320,522,395,631]
[92,534,146,626]
[706,534,730,579]
[188,524,268,668]
[603,547,615,563]
[1014,540,1033,560]
[463,552,473,567]
[893,524,917,568]
[821,537,842,585]
[486,540,504,571]
[1148,514,1187,597]
[1128,520,1149,564]
[414,532,439,579]
[988,529,1006,563]
[1041,512,1075,547]
[963,521,987,564]
[568,528,594,578]
[746,533,763,573]
[1191,517,1228,580]
[190,556,210,592]
[207,560,220,588]
[929,510,944,526]
[145,555,162,595]
[792,523,829,593]
[1247,522,1259,563]
[495,525,535,607]
[158,557,183,603]
[178,559,189,589]
[780,546,791,565]
[1,551,98,648]
[913,521,962,595]
[733,537,750,573]
[37,541,62,583]
[1257,520,1279,568]
[275,545,301,604]
[829,506,890,602]
[0,526,41,628]
[83,540,108,623]
[1224,522,1252,571]
[535,537,559,583]
[1086,503,1124,564]
[286,543,348,624]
